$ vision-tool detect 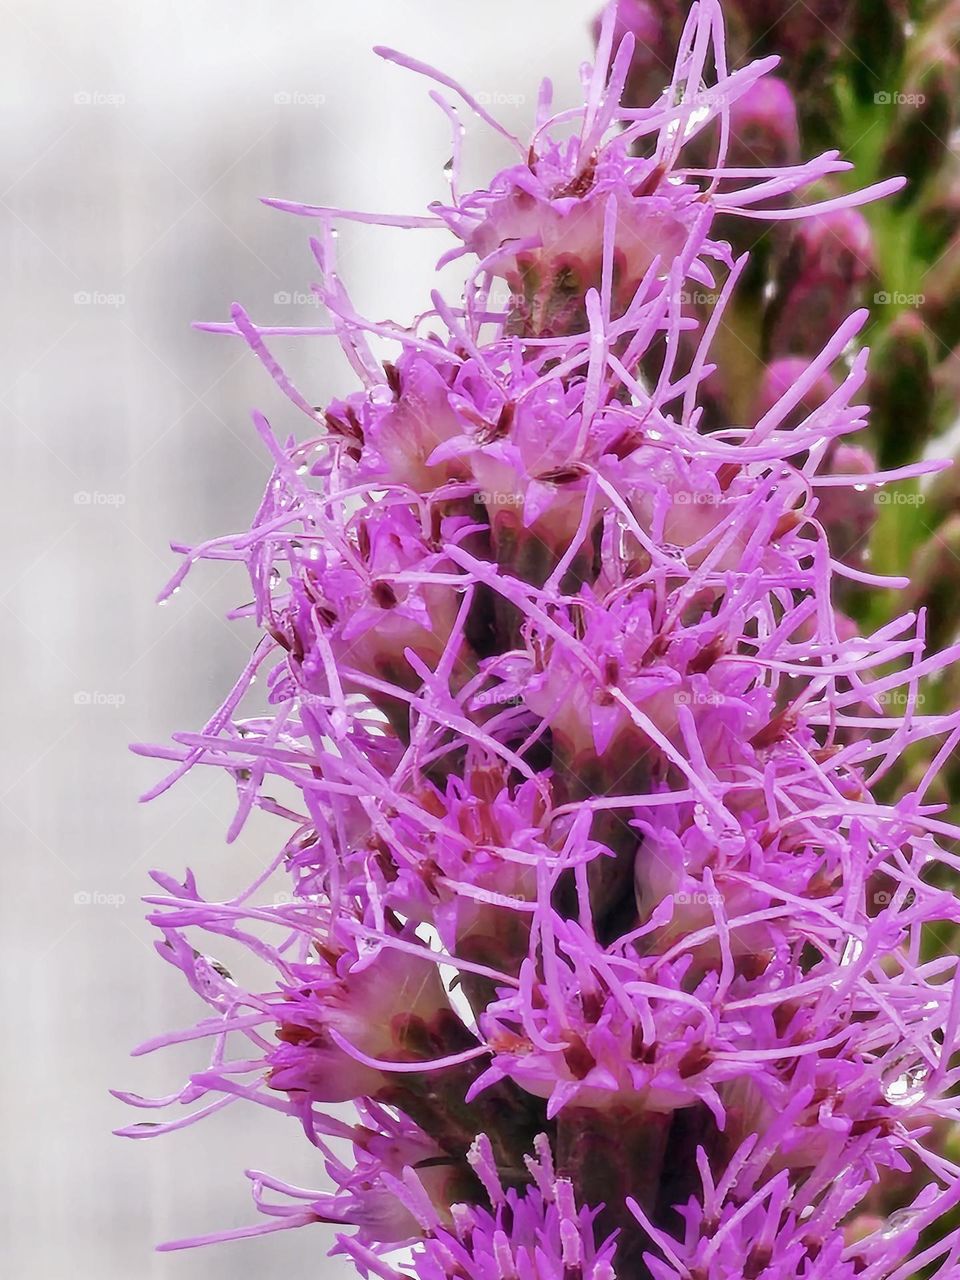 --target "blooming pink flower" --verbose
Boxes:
[122,4,960,1278]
